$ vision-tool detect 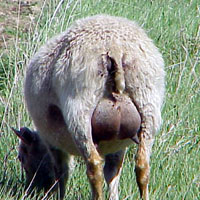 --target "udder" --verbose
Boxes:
[91,93,141,146]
